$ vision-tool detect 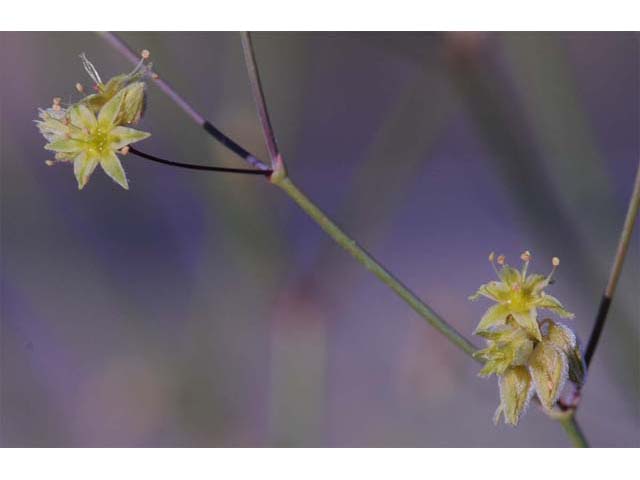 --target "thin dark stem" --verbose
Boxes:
[584,160,640,367]
[128,147,272,177]
[240,32,281,167]
[97,32,270,172]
